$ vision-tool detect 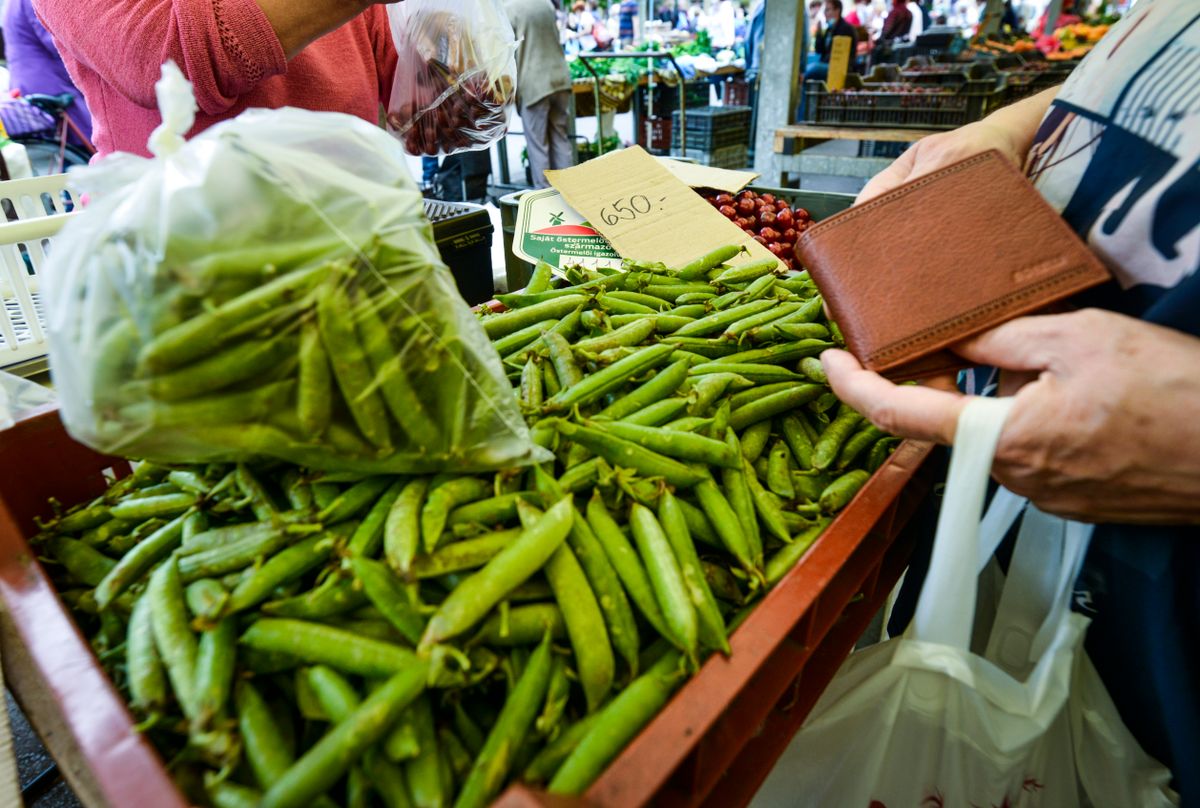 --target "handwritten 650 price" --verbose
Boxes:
[599,195,655,226]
